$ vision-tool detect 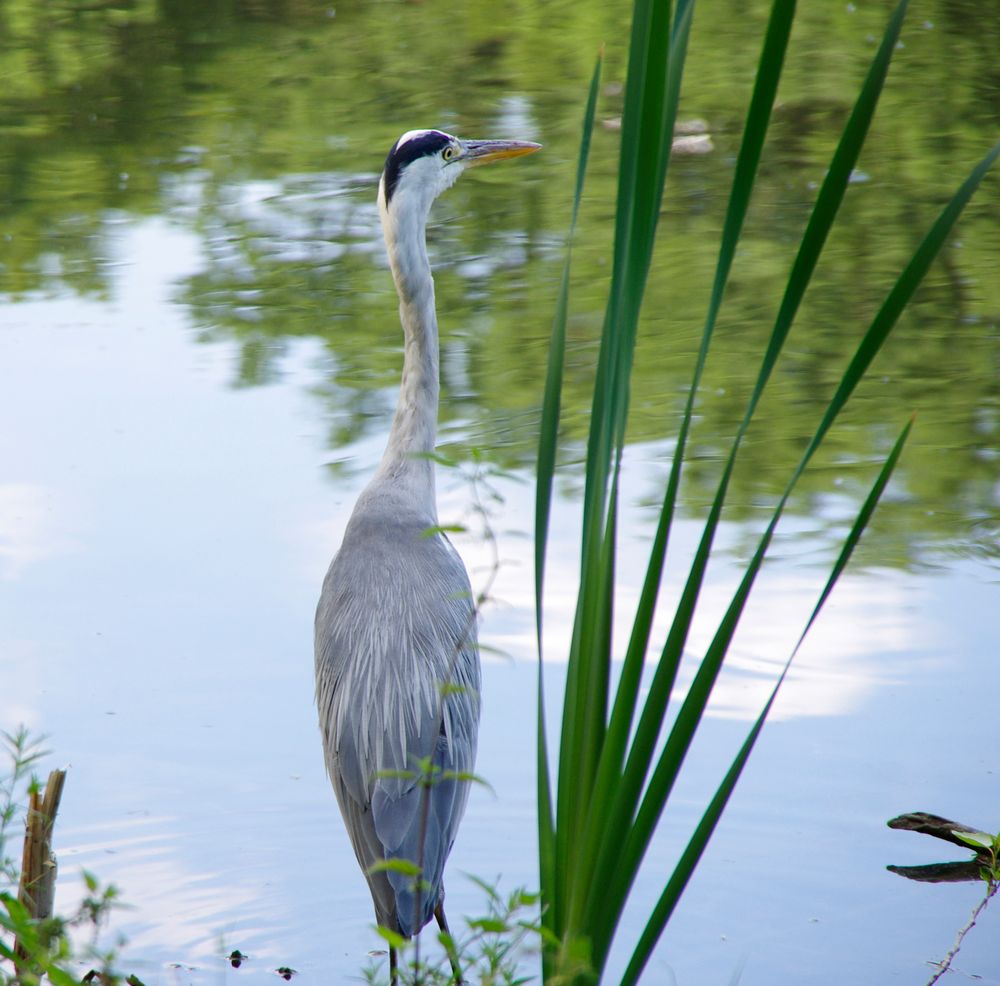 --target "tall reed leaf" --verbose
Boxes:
[535,55,603,956]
